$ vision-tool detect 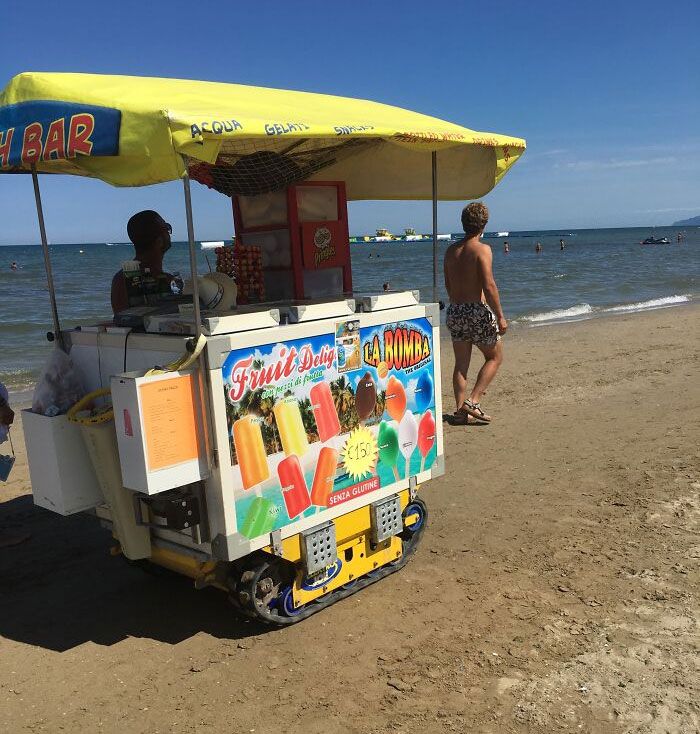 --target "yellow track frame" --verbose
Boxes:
[144,488,421,610]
